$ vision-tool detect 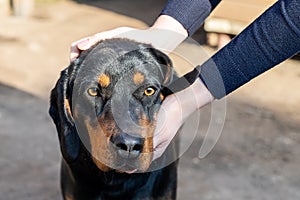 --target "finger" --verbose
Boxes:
[77,37,92,50]
[153,102,168,139]
[152,95,184,161]
[70,42,84,61]
[70,48,80,61]
[69,27,136,61]
[76,31,118,51]
[92,27,133,42]
[69,37,90,61]
[152,101,172,161]
[152,141,168,161]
